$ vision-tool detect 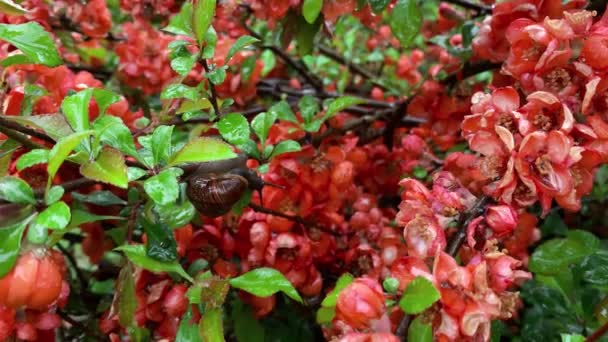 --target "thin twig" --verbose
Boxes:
[445,196,492,257]
[395,314,411,340]
[56,244,89,291]
[202,59,222,117]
